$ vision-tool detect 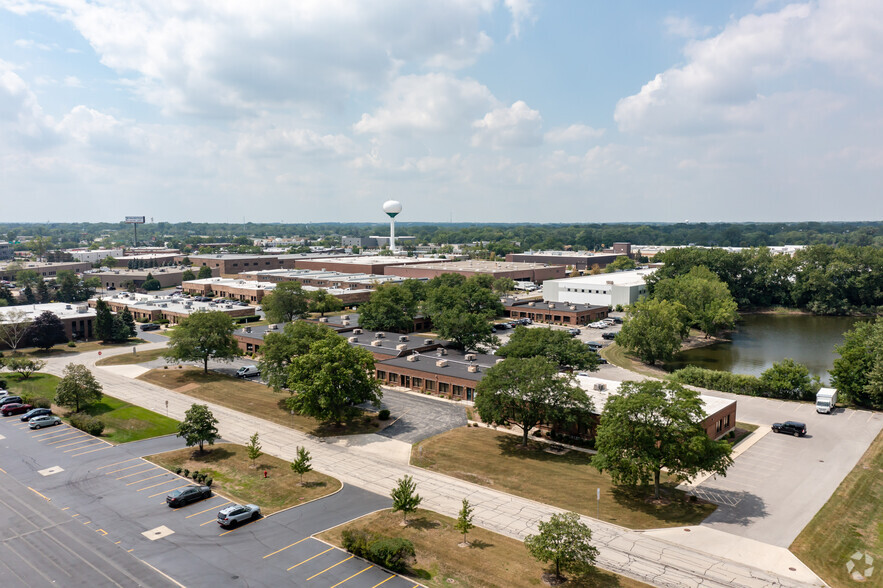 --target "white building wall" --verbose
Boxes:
[69,249,124,263]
